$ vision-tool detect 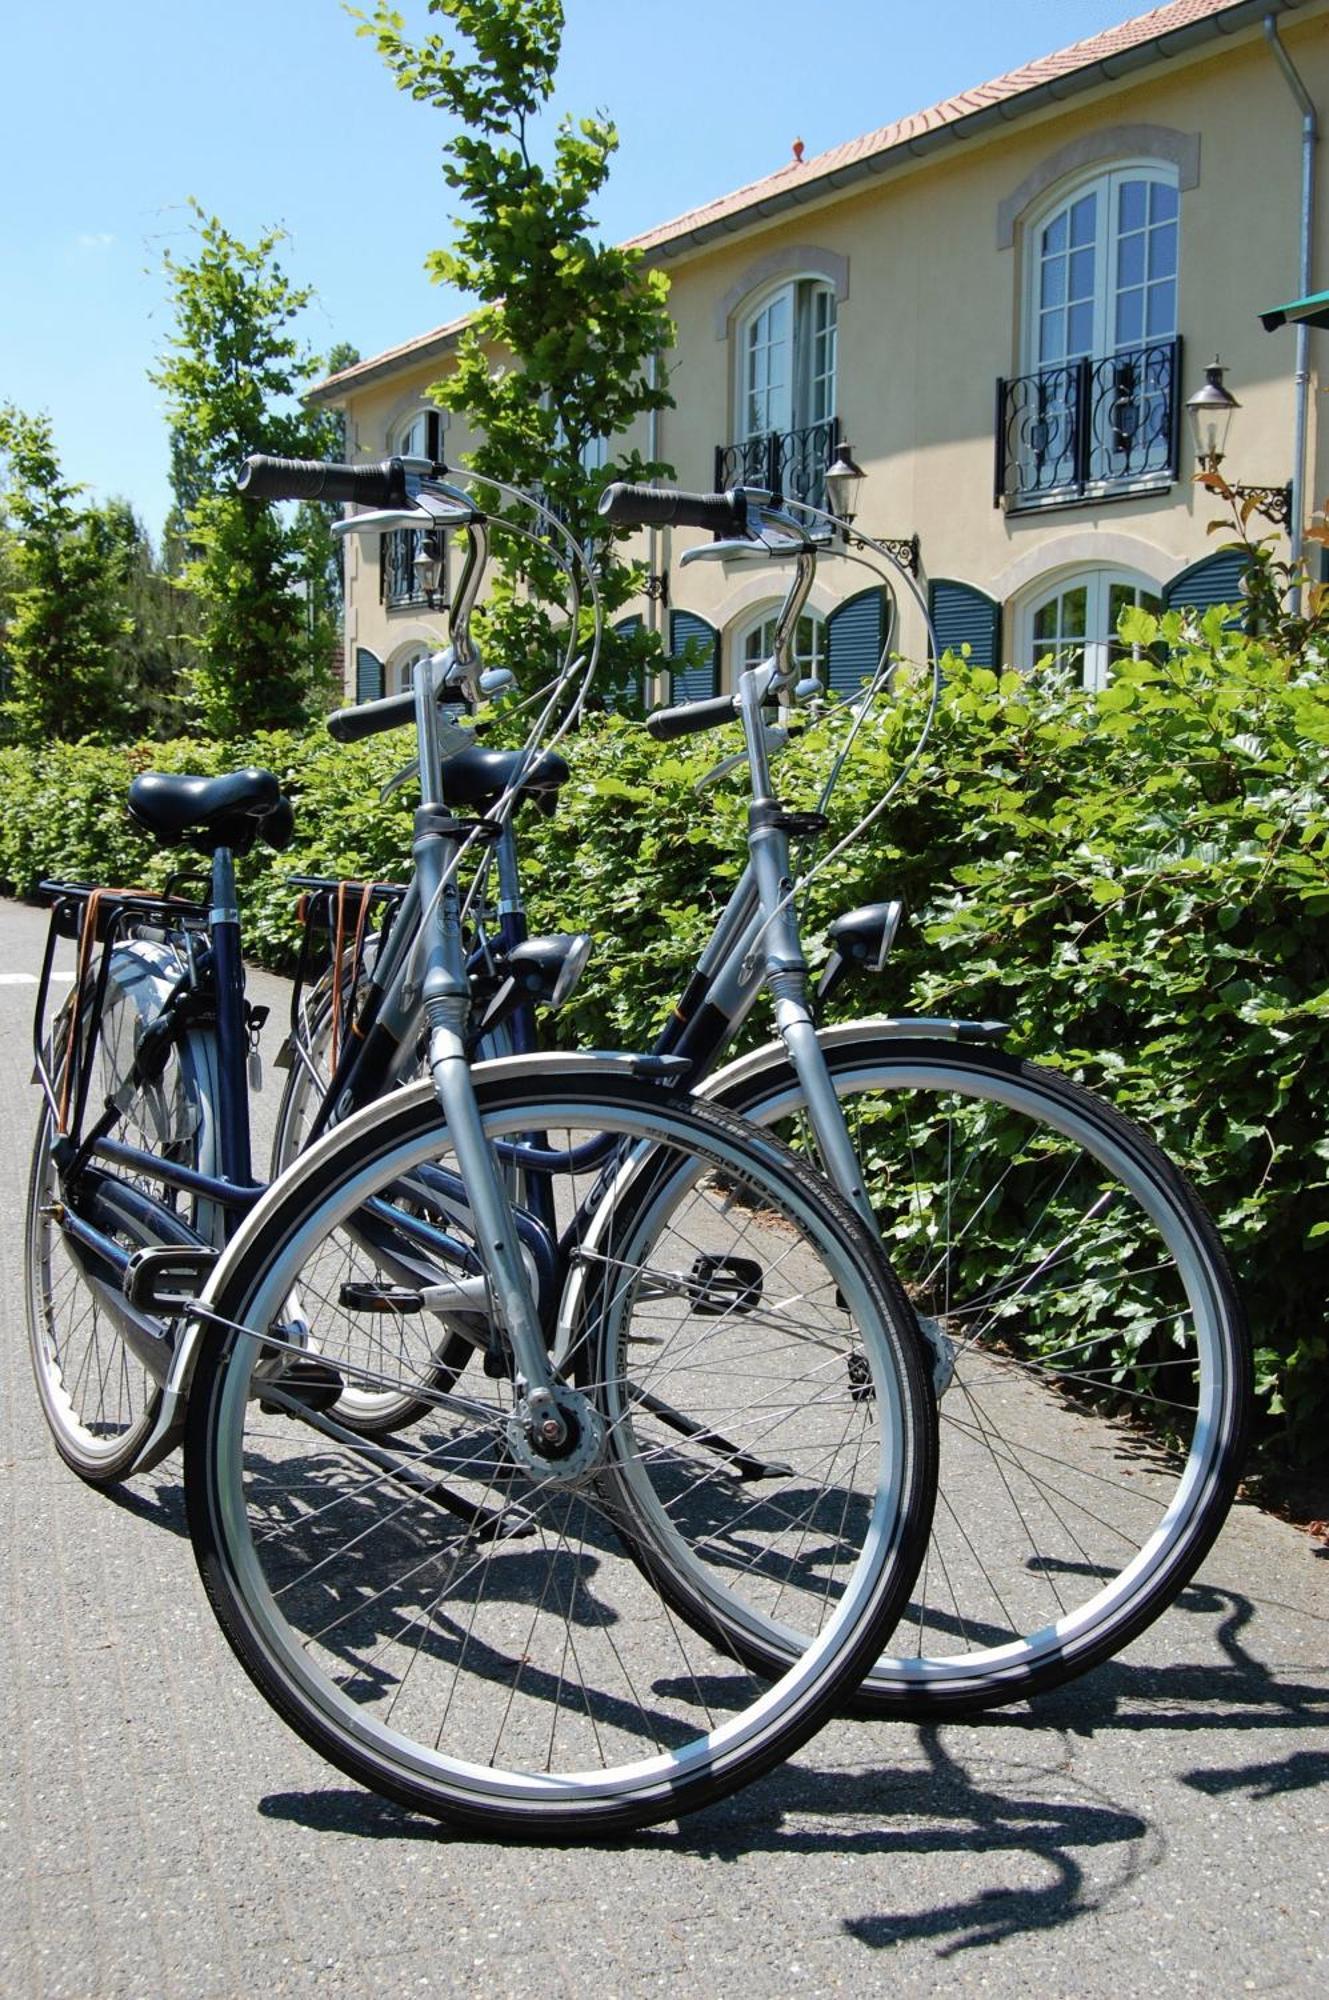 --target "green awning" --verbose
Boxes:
[1260,288,1329,332]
